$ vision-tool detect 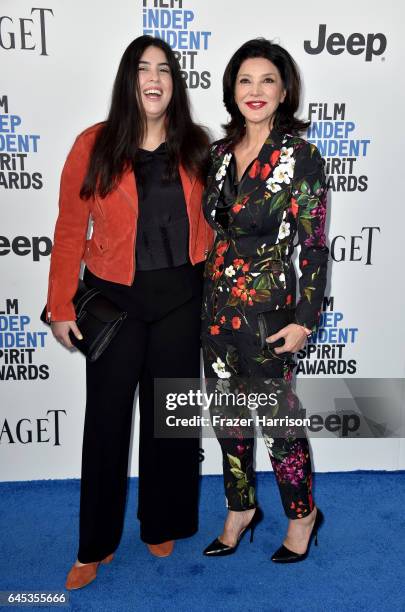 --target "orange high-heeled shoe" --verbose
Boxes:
[65,553,114,590]
[146,540,174,558]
